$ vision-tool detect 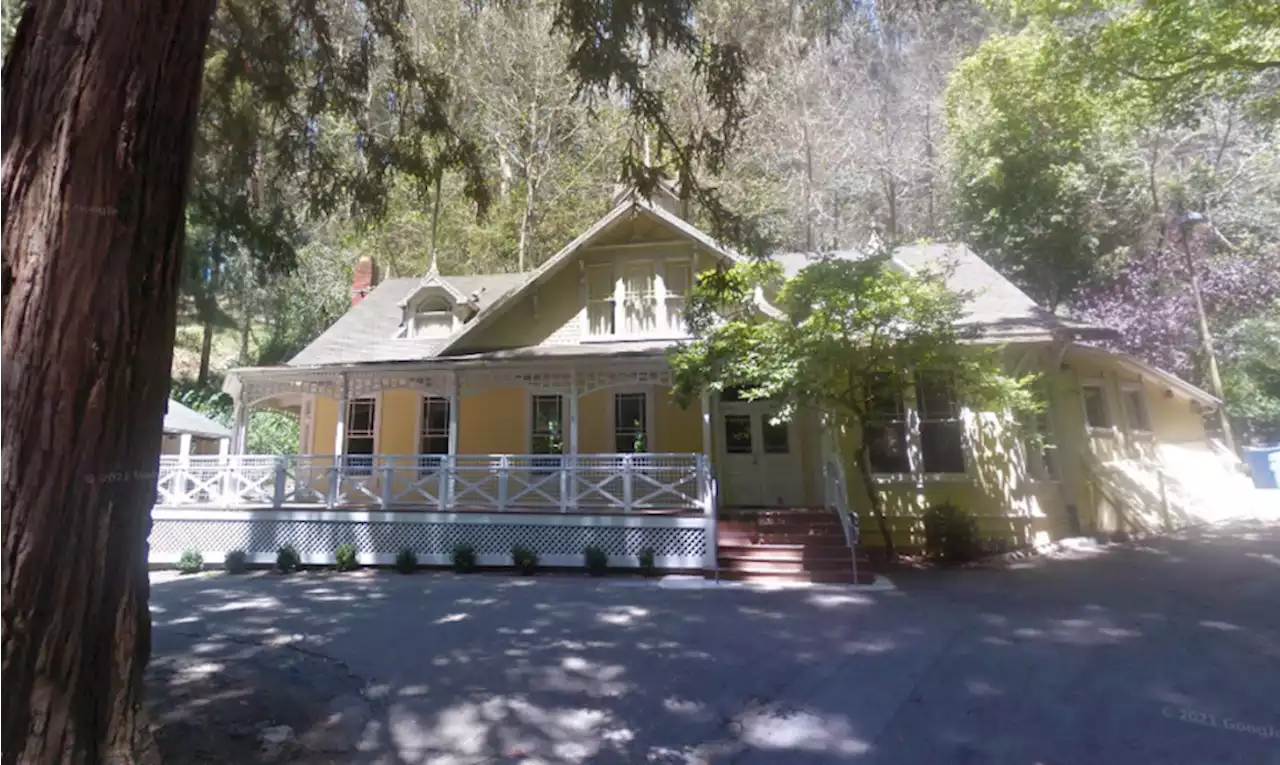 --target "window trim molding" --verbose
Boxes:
[415,393,453,457]
[1080,377,1116,435]
[525,392,566,455]
[1119,381,1153,435]
[580,256,695,342]
[608,386,656,454]
[868,374,972,480]
[343,393,381,465]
